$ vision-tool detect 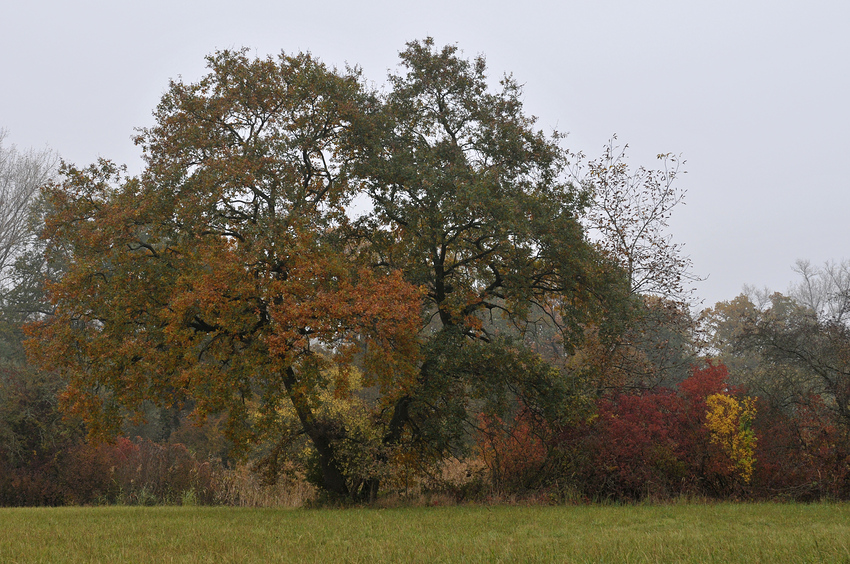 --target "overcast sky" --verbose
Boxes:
[2,0,848,309]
